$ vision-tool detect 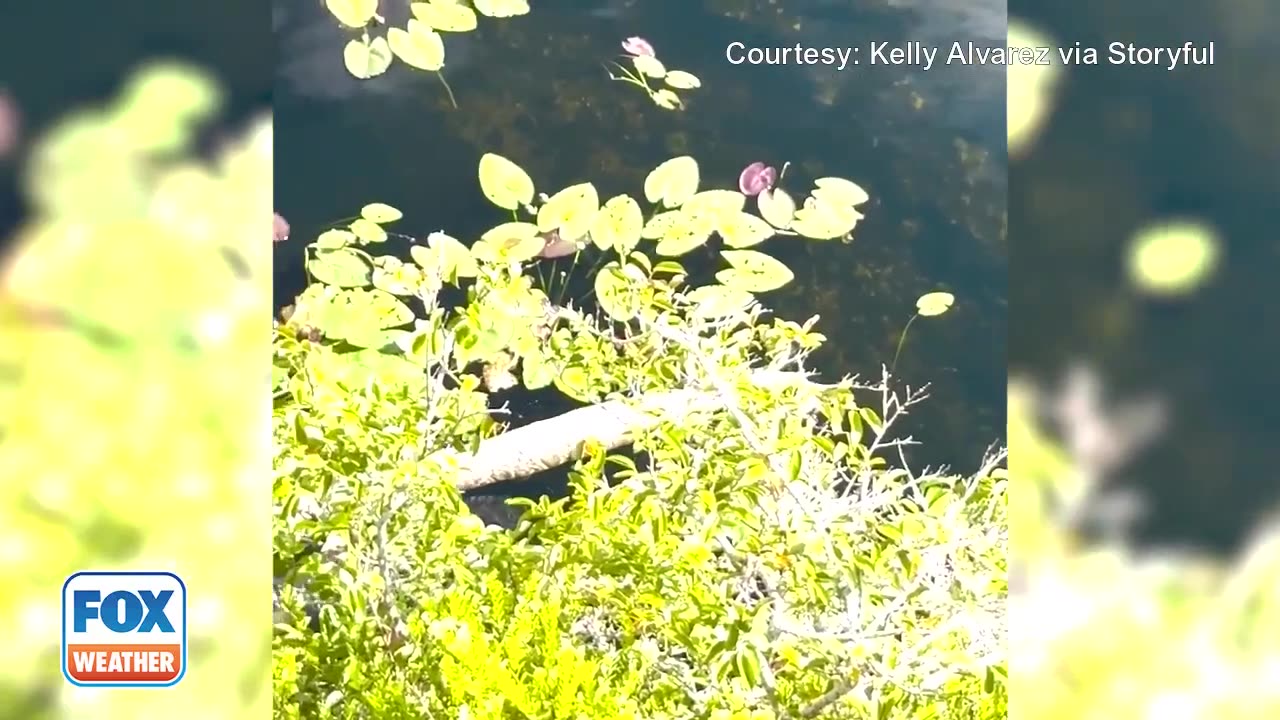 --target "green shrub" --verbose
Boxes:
[272,155,1007,718]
